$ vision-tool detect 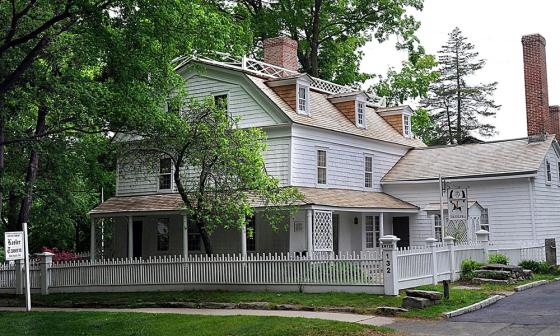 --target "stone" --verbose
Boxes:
[199,302,237,309]
[319,306,355,313]
[481,264,522,272]
[275,304,302,311]
[238,302,270,310]
[472,277,512,285]
[472,269,511,280]
[523,269,534,278]
[402,296,432,309]
[405,289,443,300]
[377,306,409,316]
